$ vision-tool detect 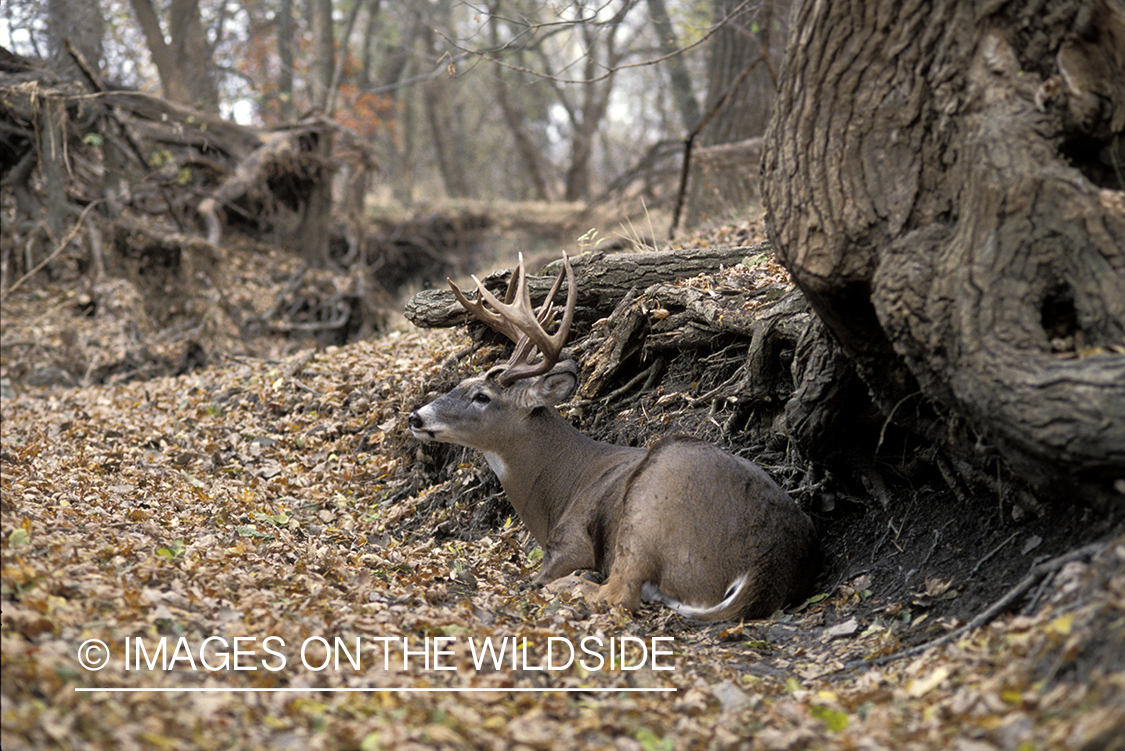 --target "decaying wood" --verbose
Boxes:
[0,44,343,252]
[0,48,392,359]
[575,279,807,400]
[196,124,335,252]
[407,245,869,462]
[404,246,758,328]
